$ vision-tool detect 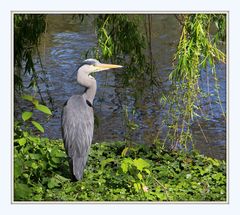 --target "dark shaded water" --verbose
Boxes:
[16,15,226,160]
